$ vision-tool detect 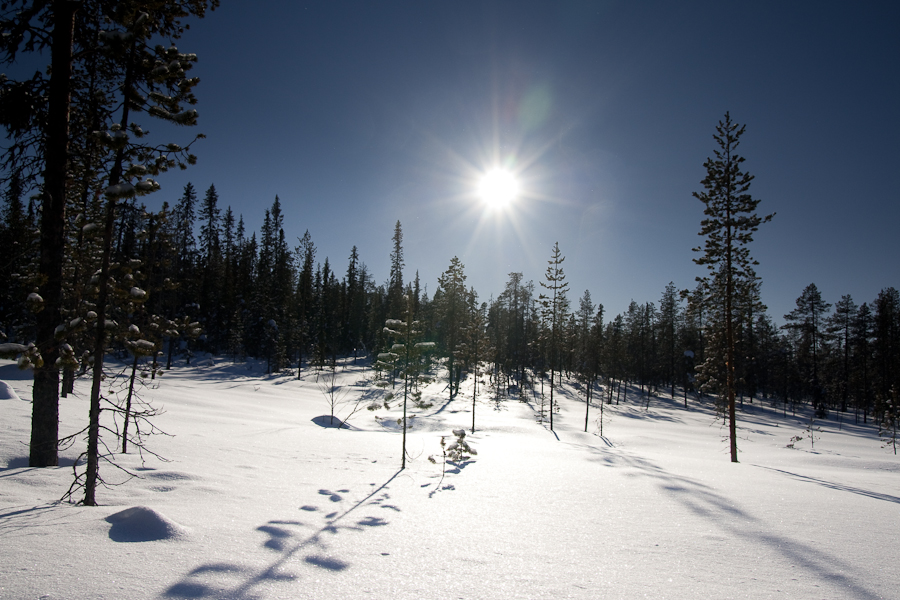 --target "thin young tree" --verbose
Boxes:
[383,294,433,469]
[692,112,773,463]
[539,242,569,431]
[80,2,212,506]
